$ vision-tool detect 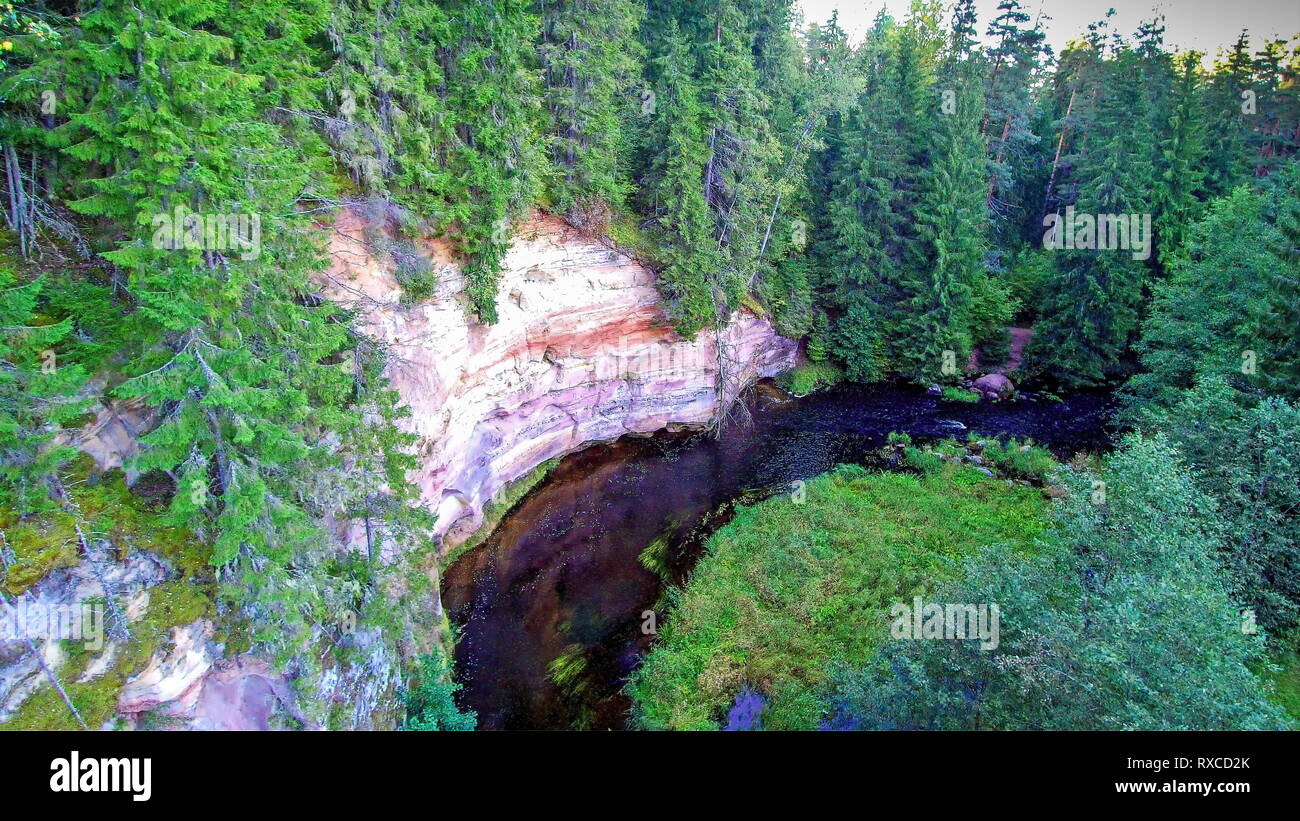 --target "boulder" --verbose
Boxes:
[972,373,1014,400]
